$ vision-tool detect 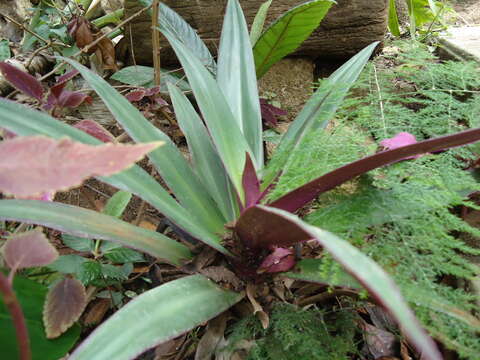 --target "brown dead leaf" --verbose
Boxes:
[360,320,397,359]
[154,334,186,360]
[82,298,111,326]
[246,283,269,329]
[195,313,227,360]
[94,35,118,71]
[199,266,243,291]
